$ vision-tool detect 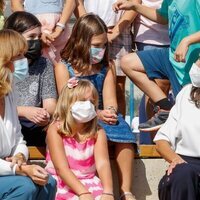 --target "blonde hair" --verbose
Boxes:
[0,29,27,97]
[53,79,99,138]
